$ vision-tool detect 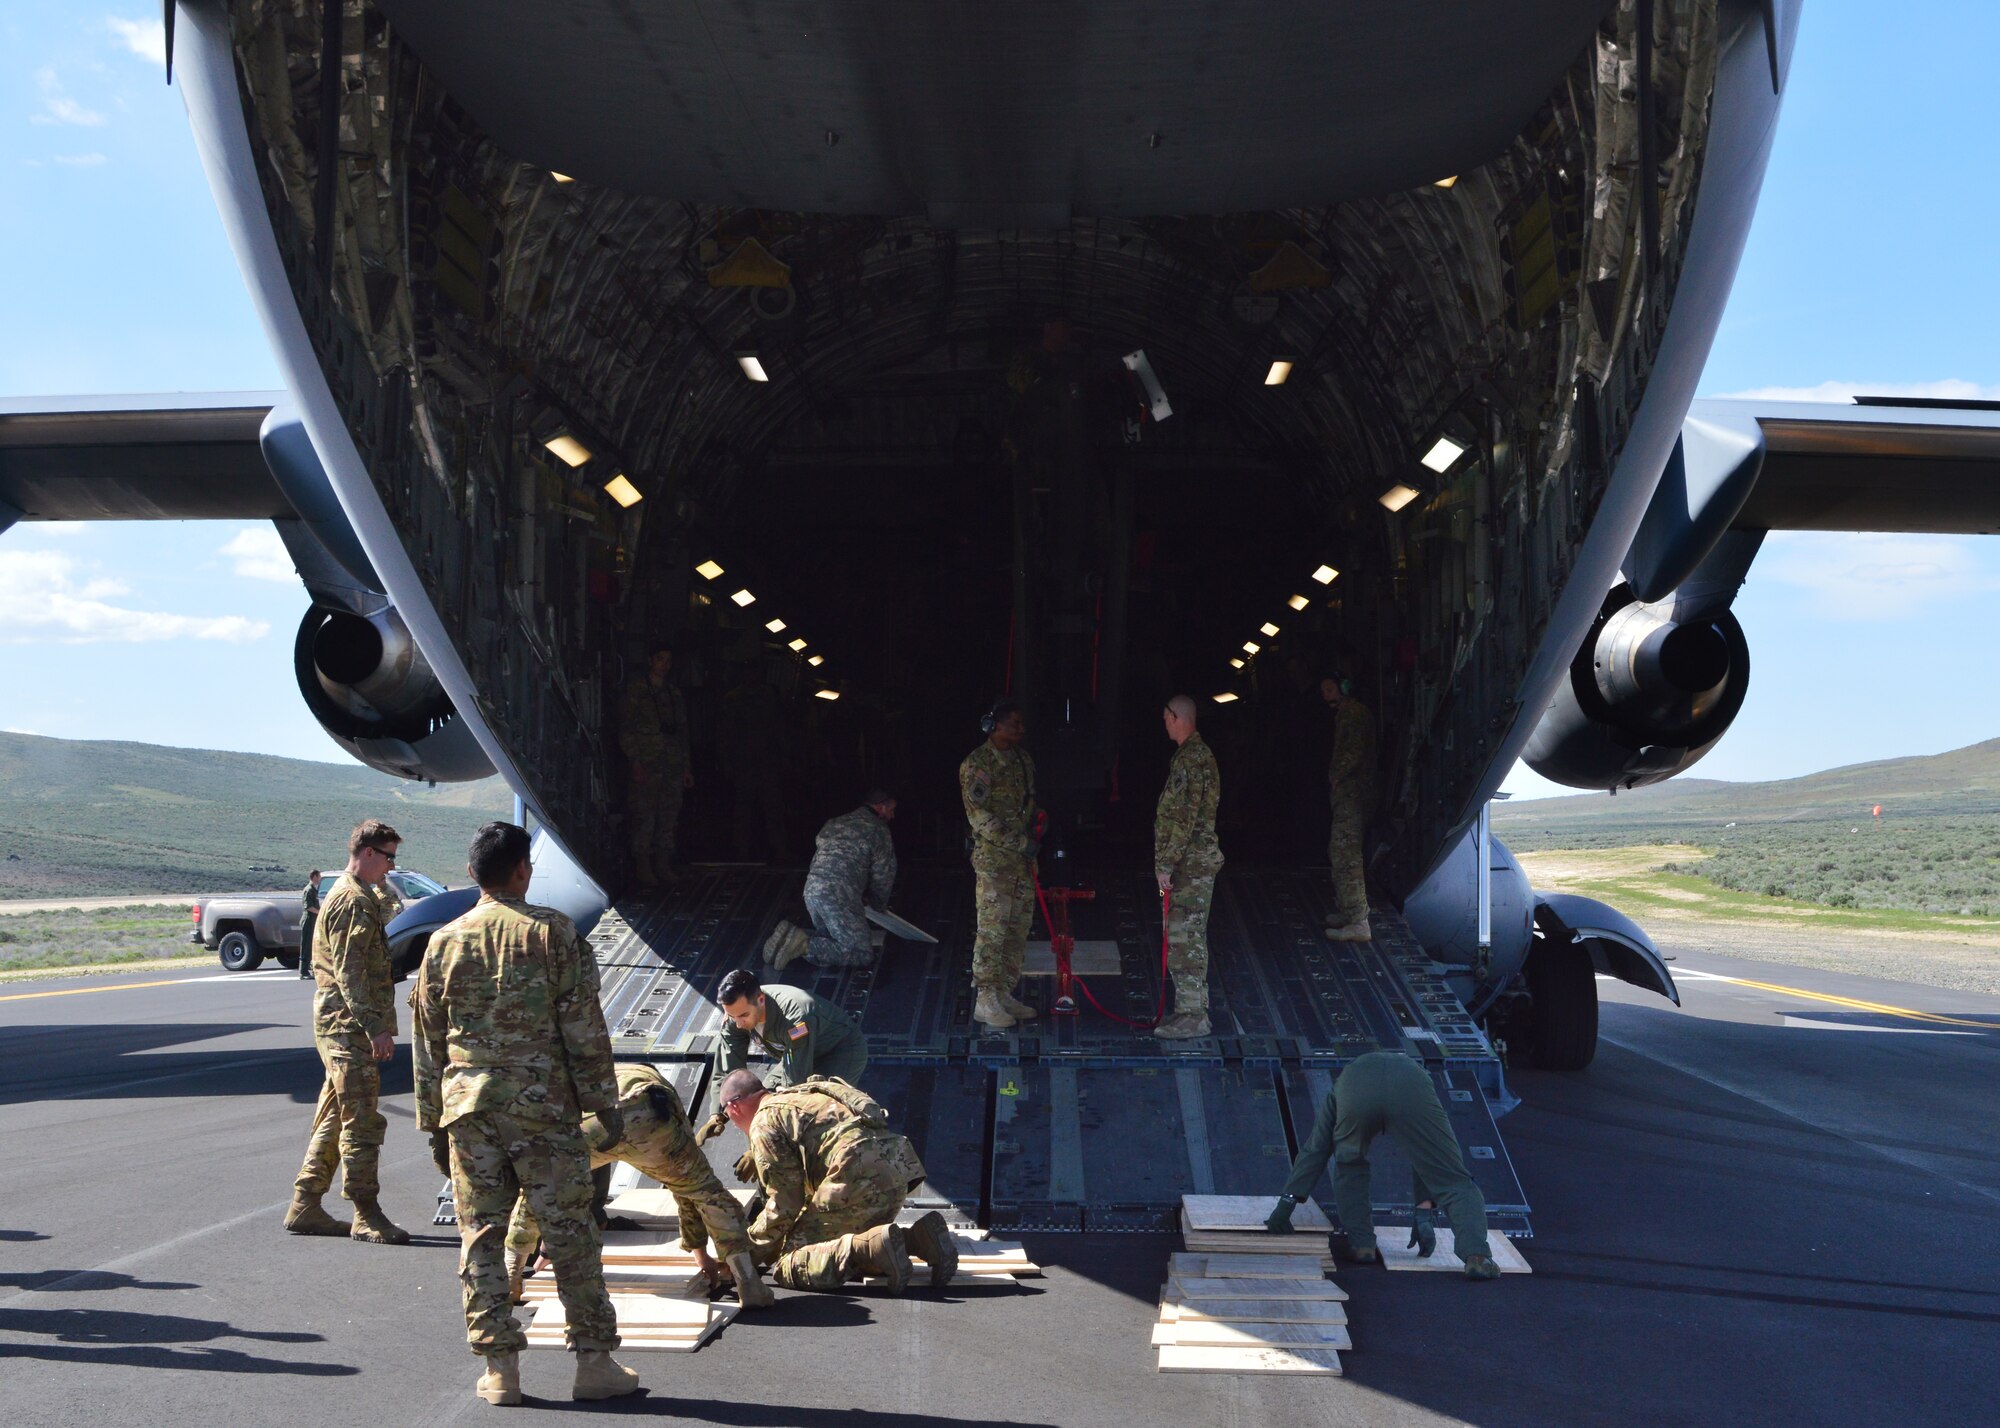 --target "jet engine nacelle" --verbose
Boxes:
[293,606,494,783]
[1402,830,1536,1015]
[1523,584,1749,792]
